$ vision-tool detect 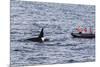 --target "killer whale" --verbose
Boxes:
[26,28,48,42]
